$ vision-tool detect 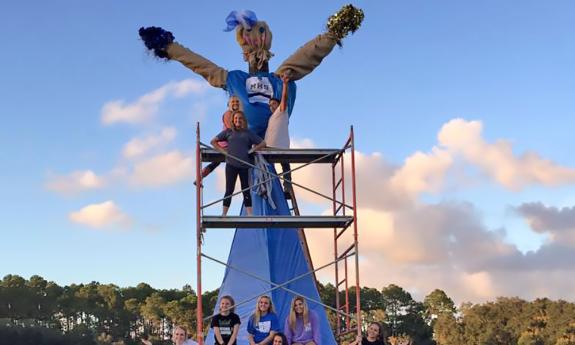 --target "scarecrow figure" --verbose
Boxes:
[139,5,364,138]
